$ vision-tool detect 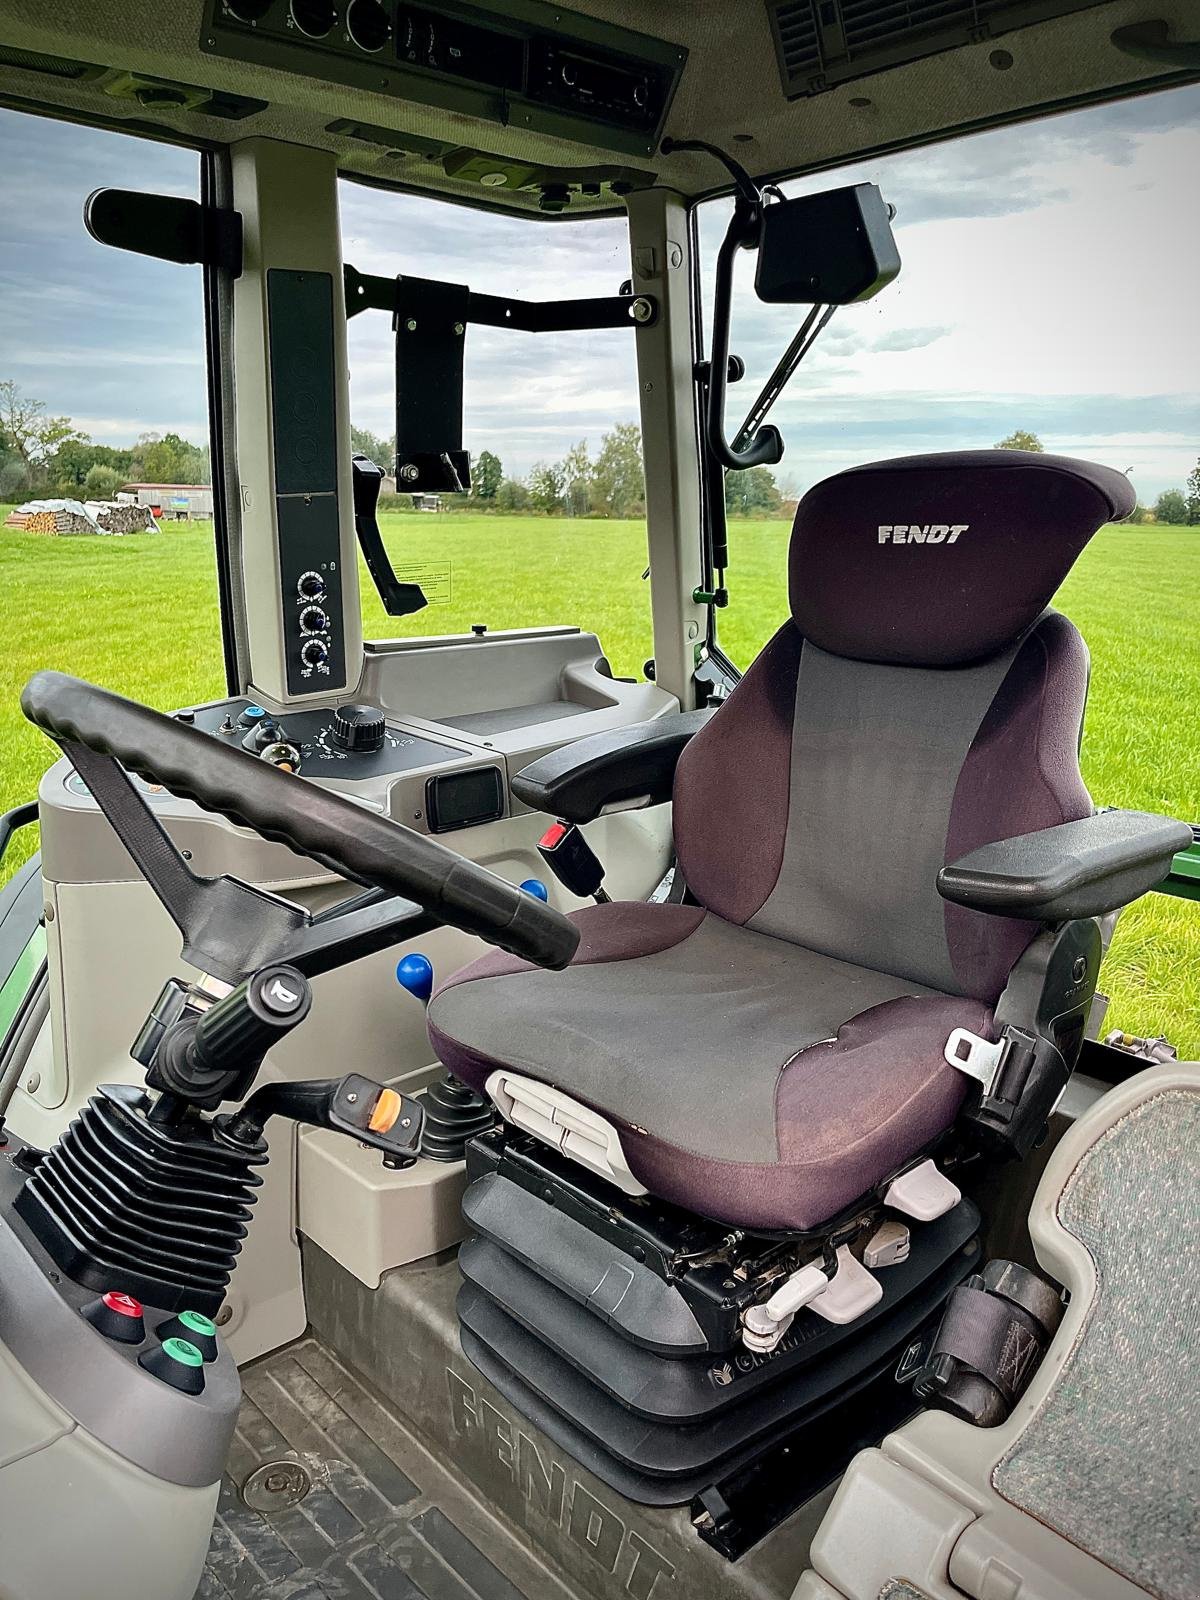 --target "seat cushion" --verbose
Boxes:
[428,903,993,1231]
